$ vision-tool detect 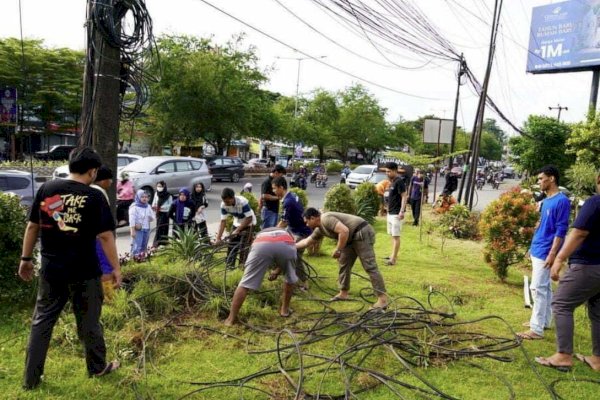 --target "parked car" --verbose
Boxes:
[367,171,388,184]
[245,158,269,169]
[34,145,77,161]
[206,156,245,182]
[0,169,42,207]
[52,154,143,180]
[120,156,212,200]
[346,164,378,189]
[502,166,516,179]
